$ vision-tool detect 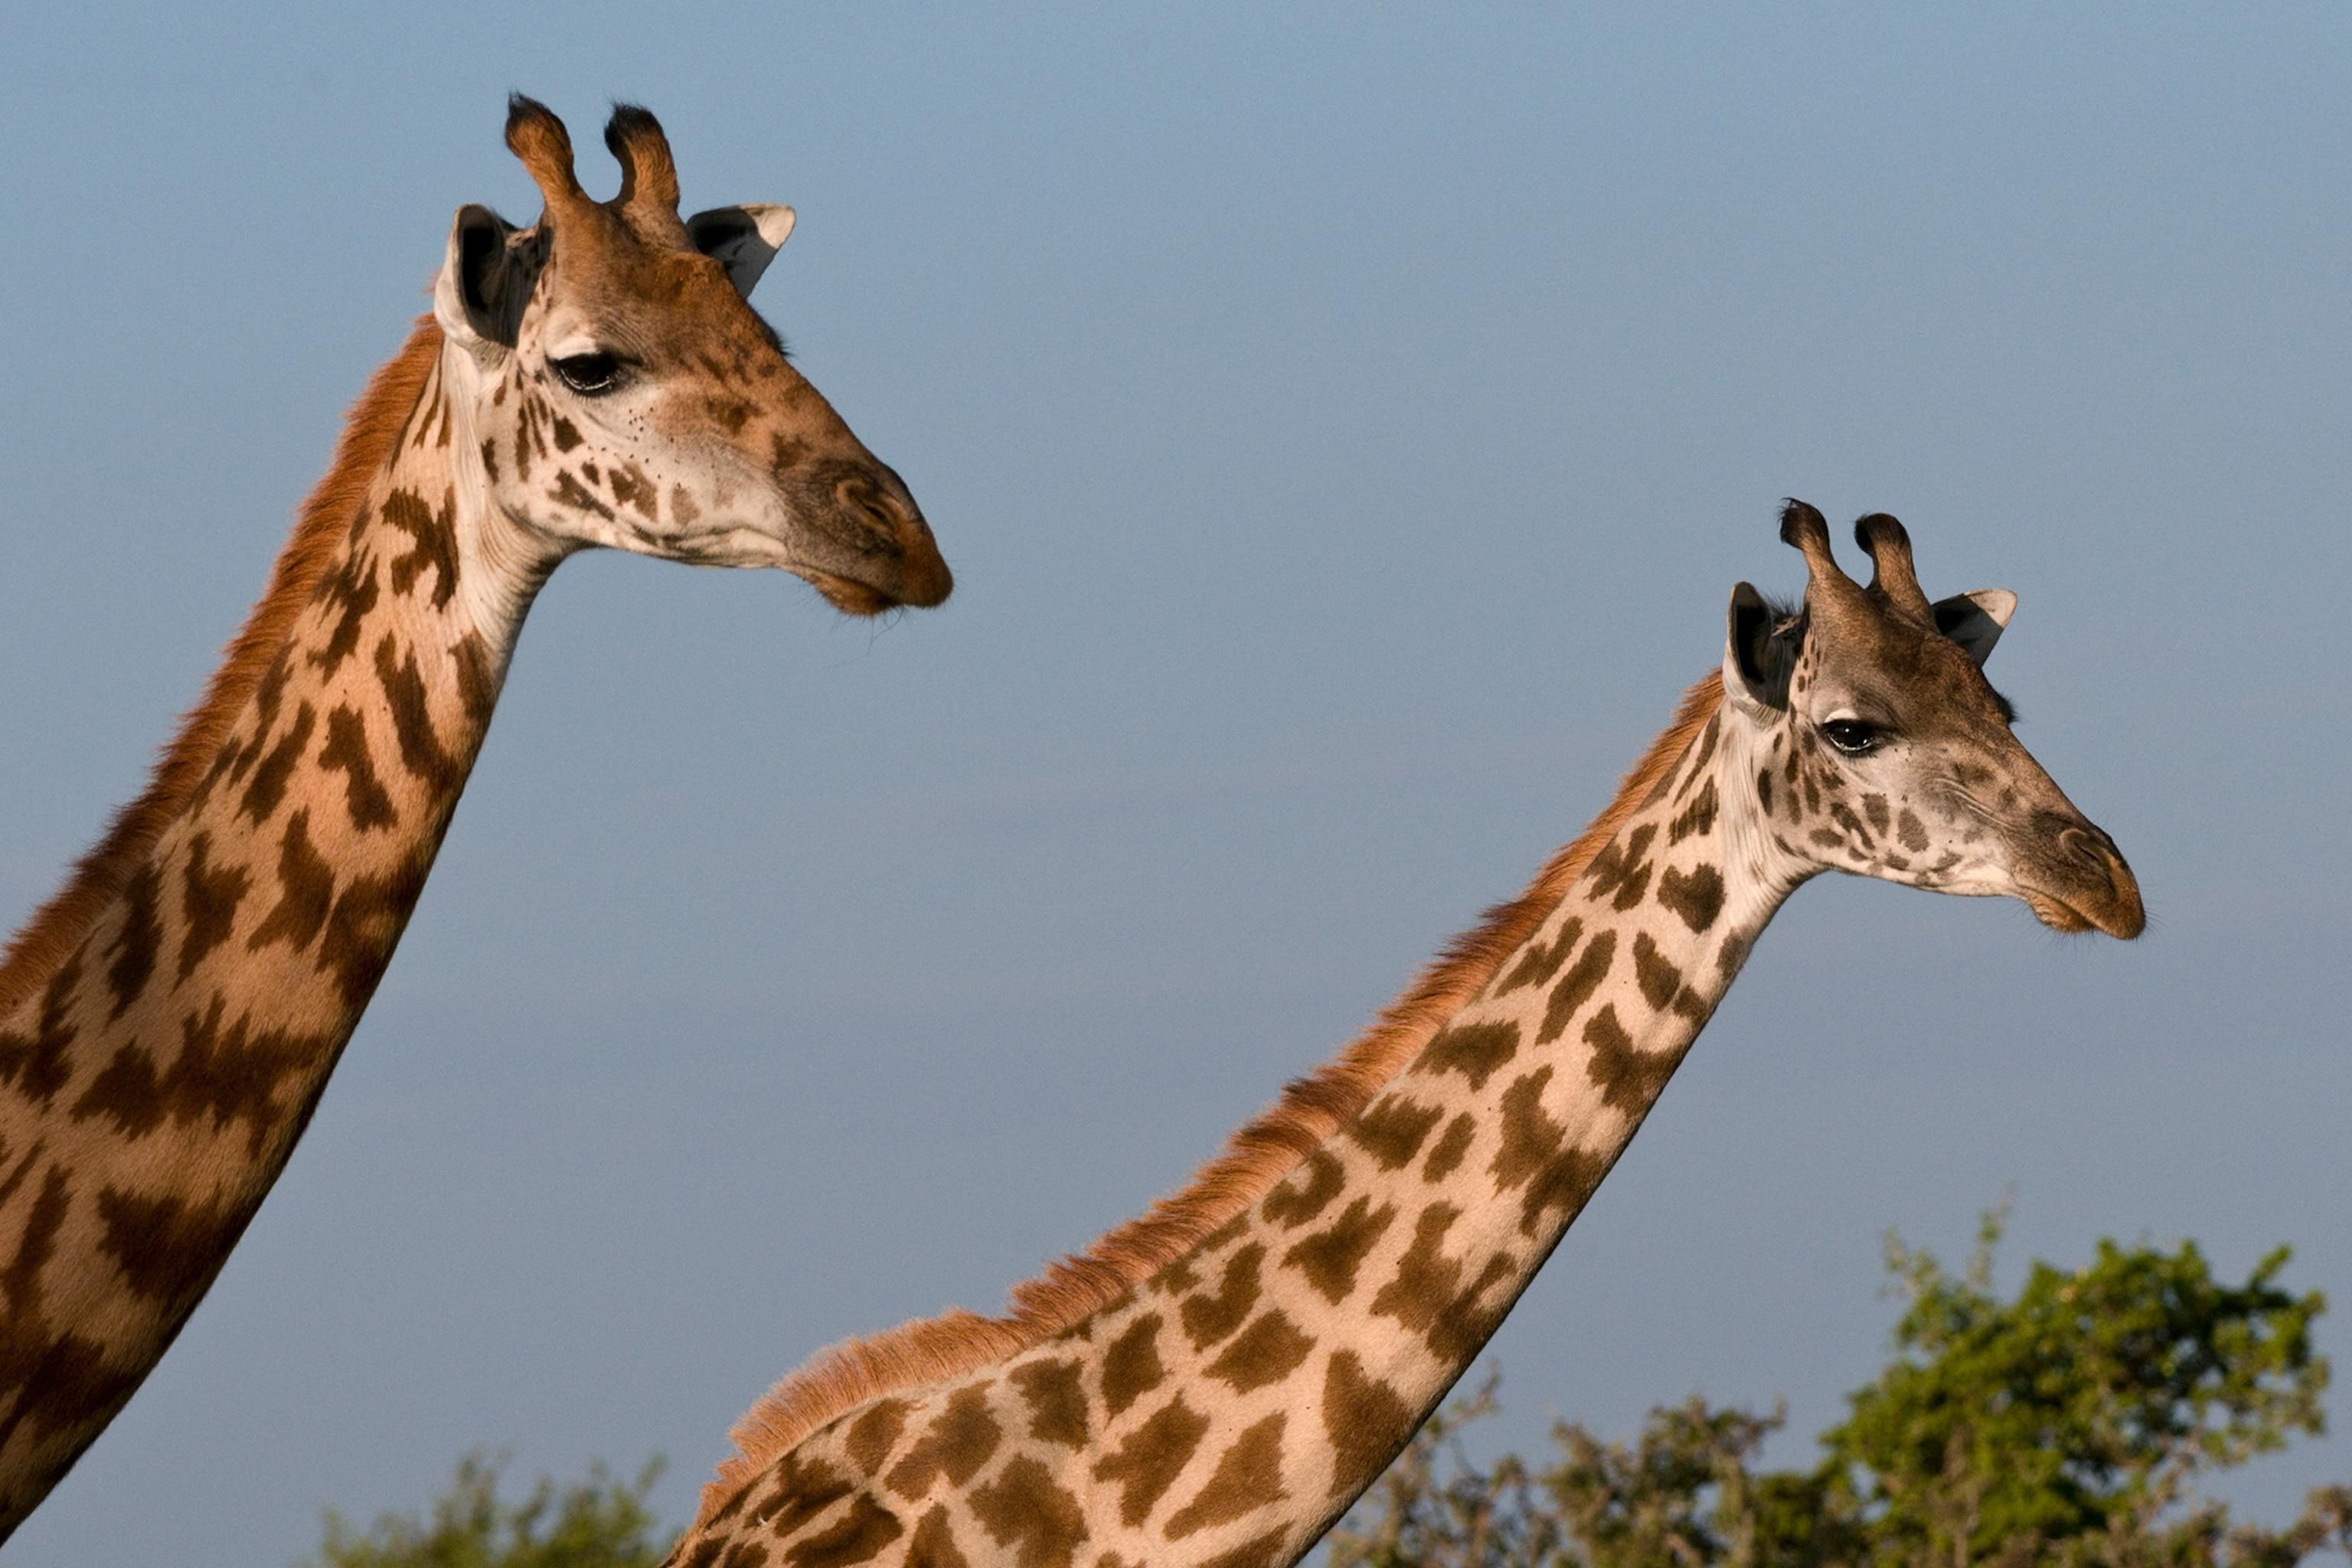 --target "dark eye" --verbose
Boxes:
[1821,719,1881,756]
[550,351,626,396]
